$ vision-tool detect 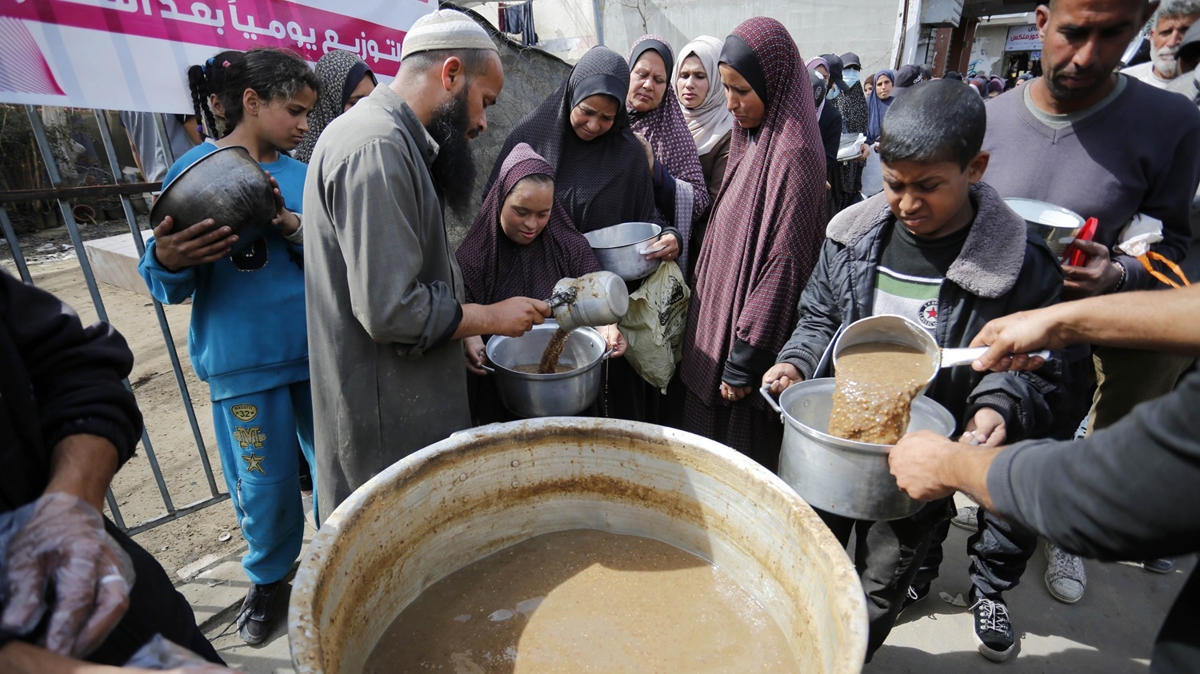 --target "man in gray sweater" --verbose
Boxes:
[976,0,1200,609]
[889,284,1200,674]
